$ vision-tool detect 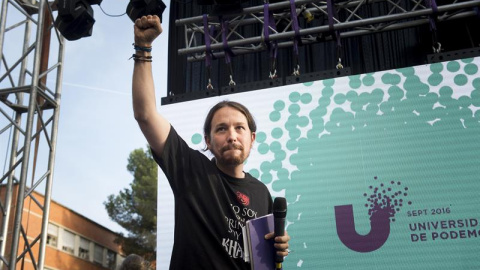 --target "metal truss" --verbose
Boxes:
[176,0,480,62]
[0,0,64,269]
